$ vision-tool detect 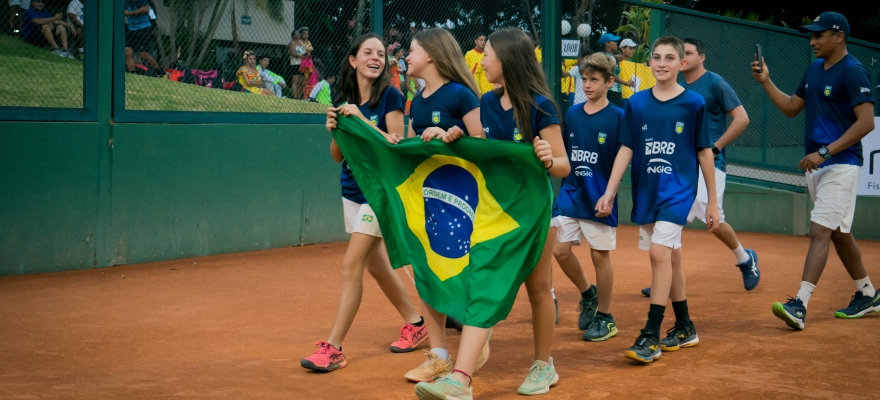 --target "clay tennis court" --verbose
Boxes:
[1,225,879,399]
